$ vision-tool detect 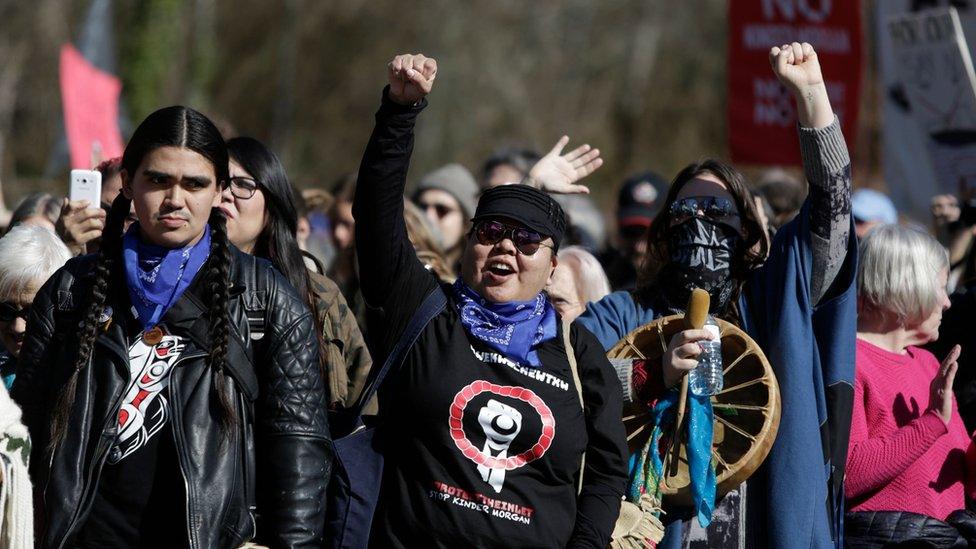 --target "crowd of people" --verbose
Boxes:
[0,42,972,549]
